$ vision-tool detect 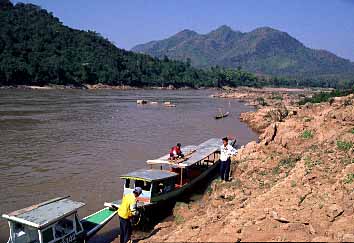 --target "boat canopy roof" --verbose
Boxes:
[179,138,224,167]
[146,145,197,166]
[2,197,85,229]
[147,138,229,168]
[120,169,177,182]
